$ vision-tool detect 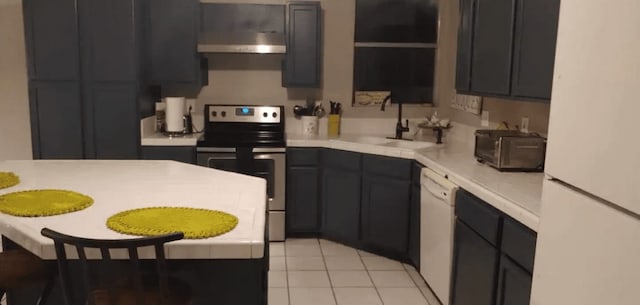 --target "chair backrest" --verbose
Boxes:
[41,228,184,305]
